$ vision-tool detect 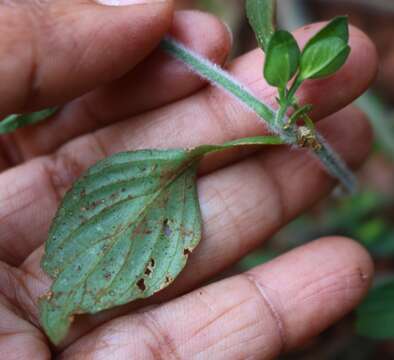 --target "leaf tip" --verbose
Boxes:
[39,297,74,345]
